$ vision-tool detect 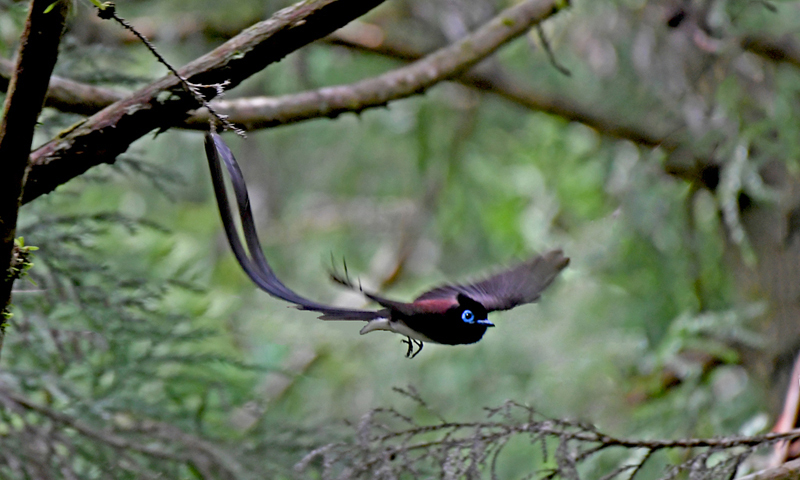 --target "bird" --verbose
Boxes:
[205,131,569,357]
